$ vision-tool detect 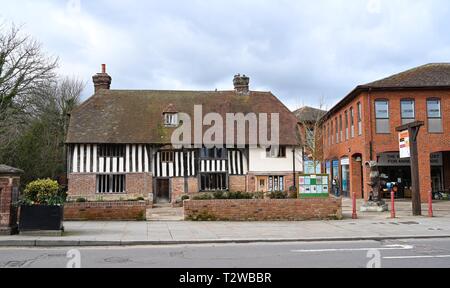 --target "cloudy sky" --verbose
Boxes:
[1,0,449,110]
